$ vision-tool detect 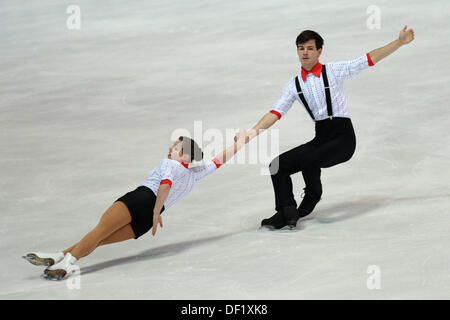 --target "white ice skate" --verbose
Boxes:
[22,251,65,267]
[42,253,78,281]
